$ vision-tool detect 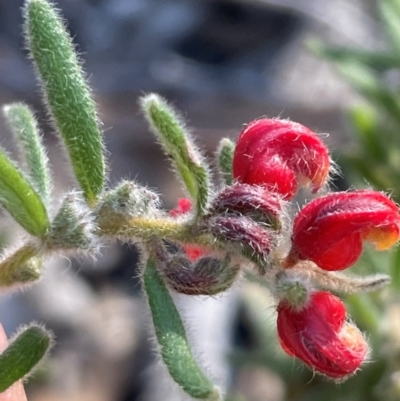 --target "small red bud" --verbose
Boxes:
[233,119,330,200]
[182,244,205,262]
[289,190,400,270]
[170,198,207,261]
[277,291,368,379]
[210,183,284,229]
[169,198,193,217]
